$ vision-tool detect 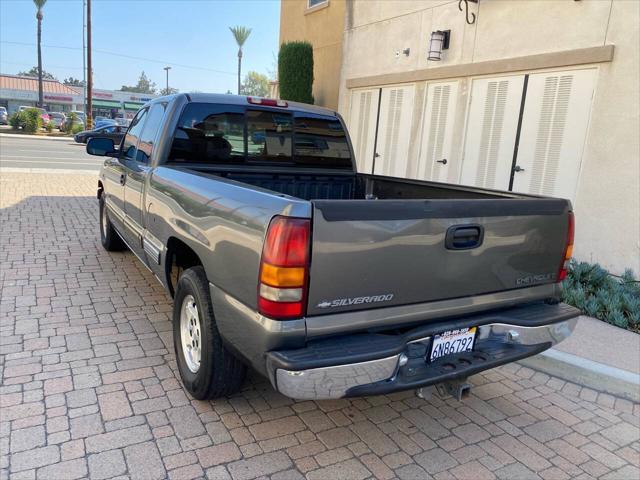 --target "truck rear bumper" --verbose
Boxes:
[266,303,579,400]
